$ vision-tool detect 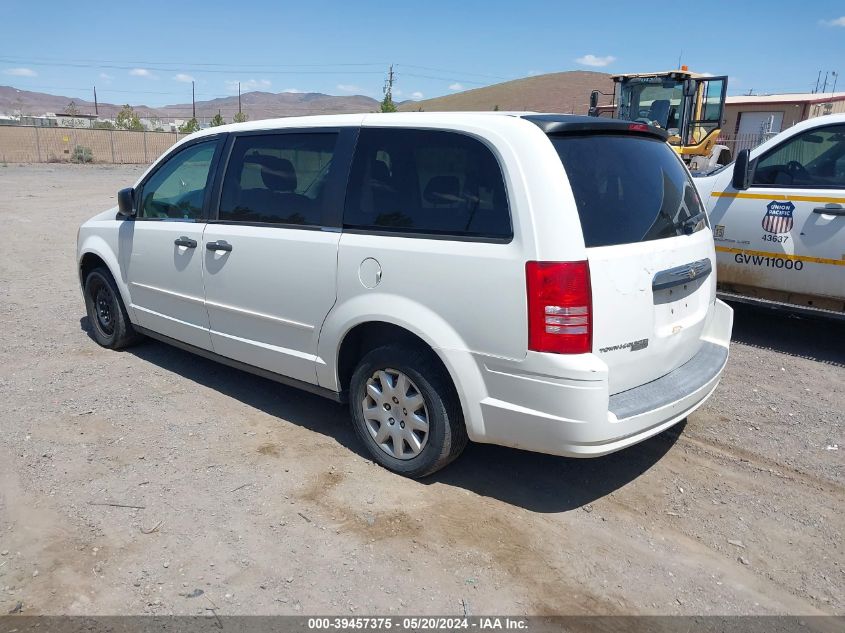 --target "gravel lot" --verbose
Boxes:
[0,164,842,616]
